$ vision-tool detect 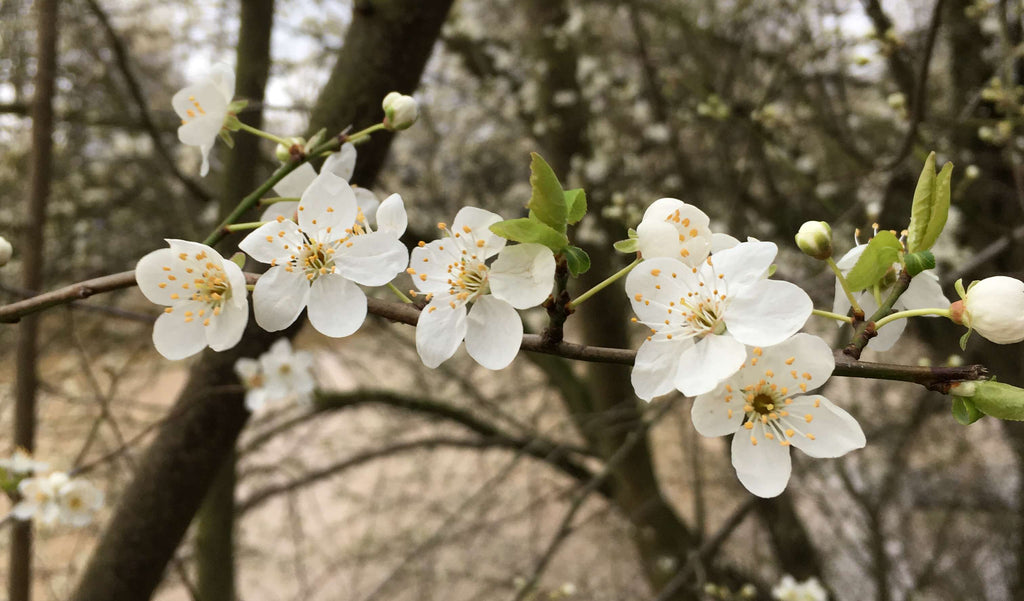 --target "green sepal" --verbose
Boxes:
[907,152,953,253]
[229,252,247,269]
[959,327,973,351]
[904,250,936,277]
[951,397,985,425]
[528,153,568,234]
[222,114,243,132]
[565,189,587,224]
[228,99,249,114]
[627,228,638,239]
[218,129,236,148]
[768,264,777,277]
[489,217,569,251]
[563,245,591,276]
[305,128,327,150]
[845,230,902,291]
[614,238,639,253]
[954,277,968,300]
